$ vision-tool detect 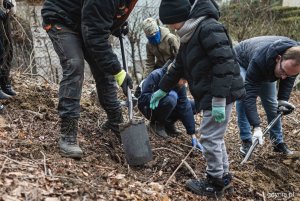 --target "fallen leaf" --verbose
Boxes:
[44,197,60,201]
